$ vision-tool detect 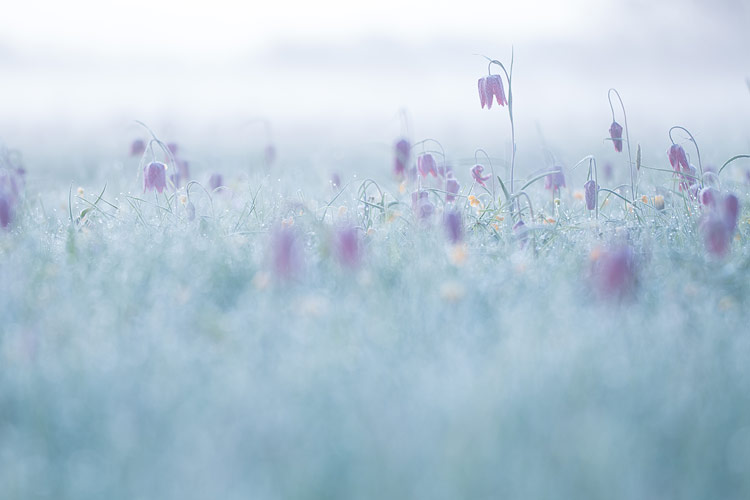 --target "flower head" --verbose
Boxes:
[264,144,276,166]
[394,138,410,177]
[270,225,303,280]
[0,194,11,229]
[544,166,566,192]
[609,122,623,152]
[668,144,690,172]
[591,245,637,300]
[445,173,460,203]
[130,139,146,157]
[209,173,223,191]
[417,153,438,178]
[412,190,434,221]
[334,225,361,269]
[478,75,507,109]
[143,161,167,193]
[584,180,597,211]
[444,209,463,244]
[471,164,491,187]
